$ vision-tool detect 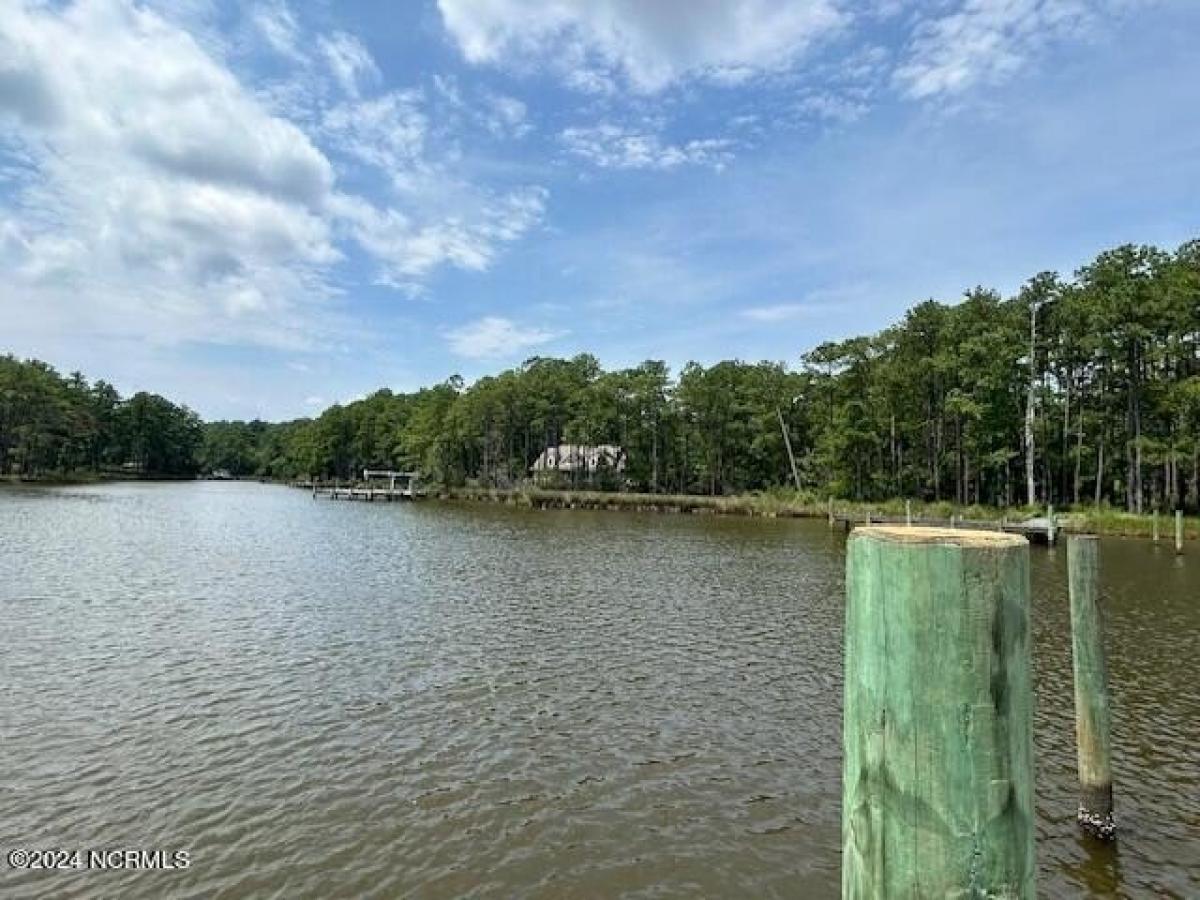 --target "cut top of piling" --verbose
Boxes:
[851,524,1028,548]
